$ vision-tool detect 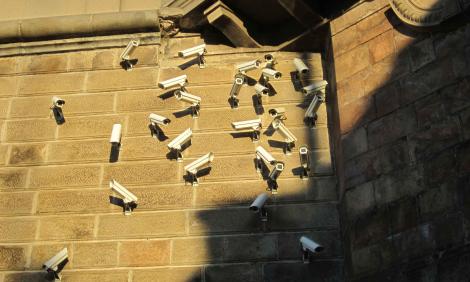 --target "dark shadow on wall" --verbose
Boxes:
[324,2,470,281]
